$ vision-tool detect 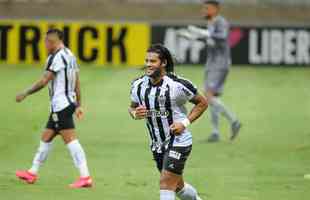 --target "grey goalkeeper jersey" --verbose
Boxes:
[206,15,231,71]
